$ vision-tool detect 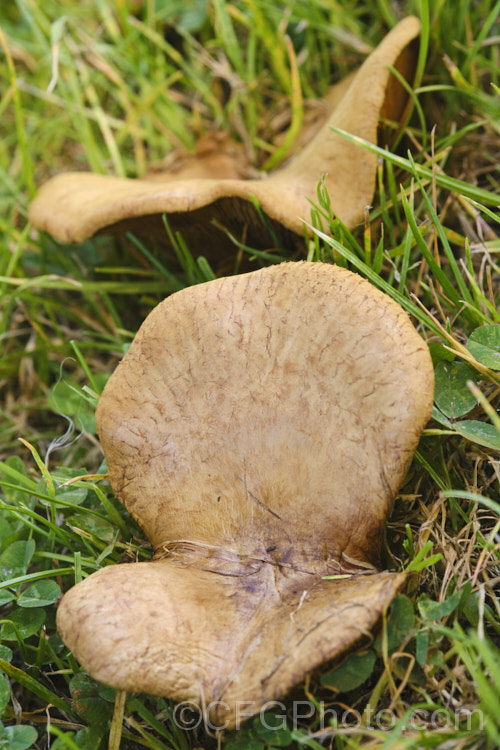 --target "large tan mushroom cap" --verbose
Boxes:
[57,261,434,728]
[29,18,420,257]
